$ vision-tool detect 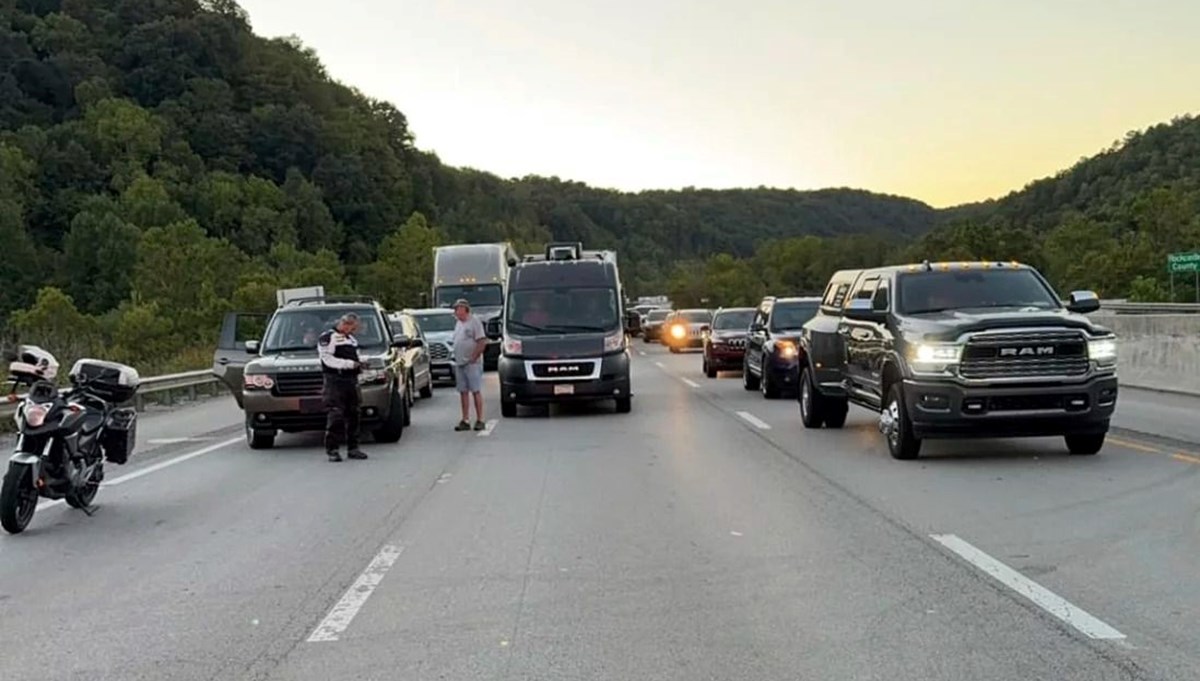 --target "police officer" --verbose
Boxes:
[318,312,367,462]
